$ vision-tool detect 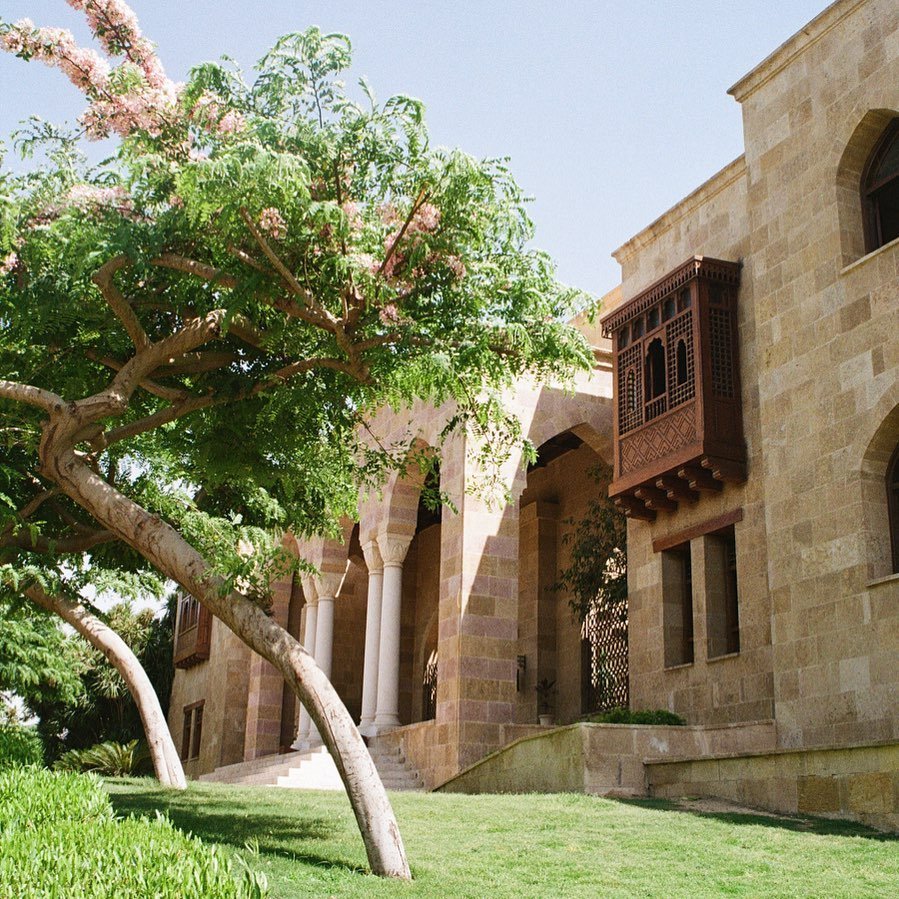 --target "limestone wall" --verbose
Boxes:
[732,0,899,748]
[437,720,776,796]
[648,742,899,832]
